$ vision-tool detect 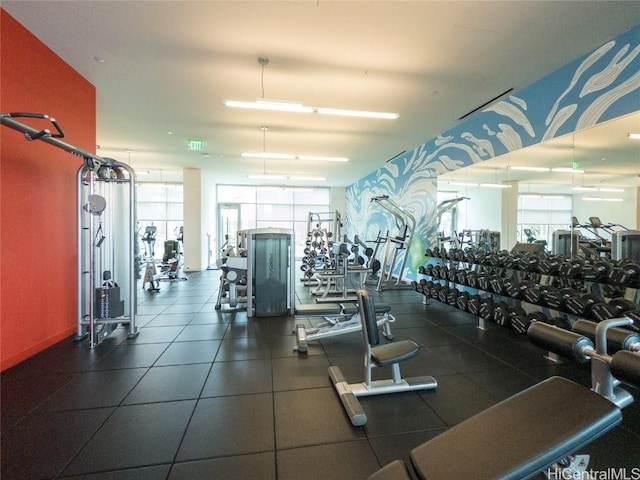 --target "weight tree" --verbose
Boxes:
[1,112,139,347]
